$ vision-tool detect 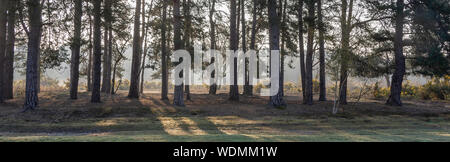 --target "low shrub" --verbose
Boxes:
[418,77,450,100]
